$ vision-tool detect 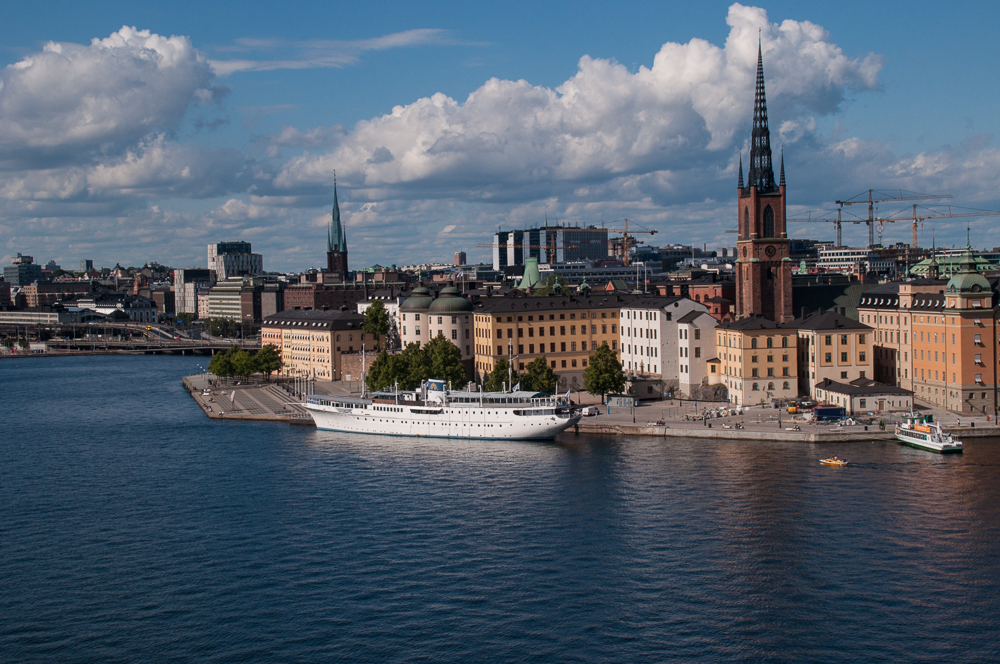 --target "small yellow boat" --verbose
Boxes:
[820,457,849,467]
